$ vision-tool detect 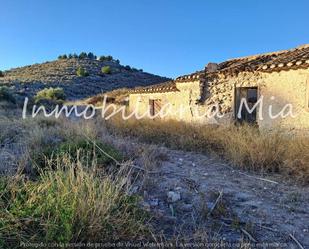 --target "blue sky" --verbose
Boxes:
[1,0,309,78]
